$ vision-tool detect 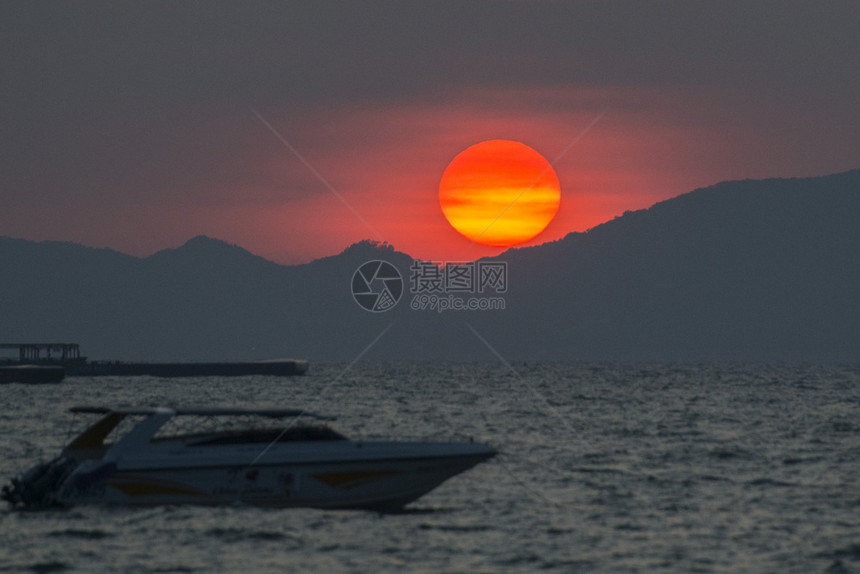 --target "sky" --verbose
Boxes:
[2,1,859,264]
